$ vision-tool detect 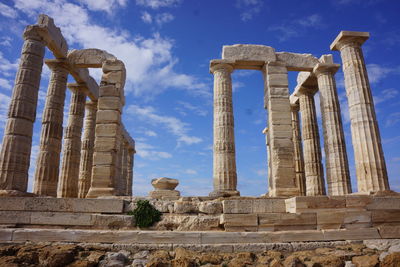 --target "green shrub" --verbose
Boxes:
[128,200,162,228]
